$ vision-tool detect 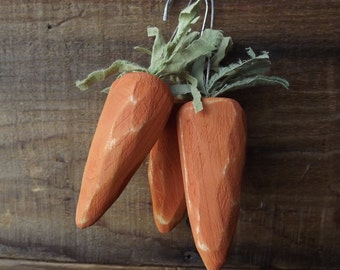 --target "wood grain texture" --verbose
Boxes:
[0,259,212,270]
[0,0,339,269]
